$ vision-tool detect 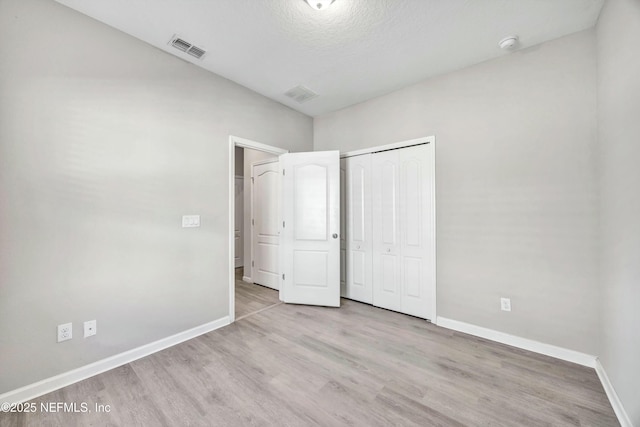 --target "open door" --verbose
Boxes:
[279,151,340,307]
